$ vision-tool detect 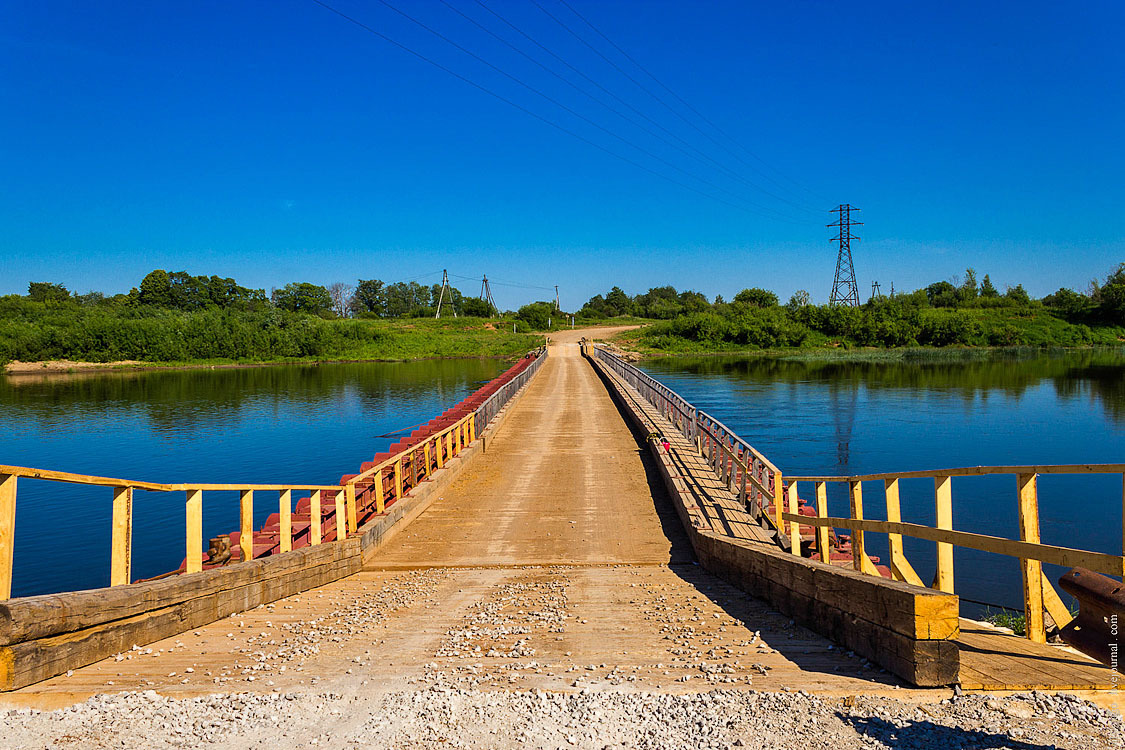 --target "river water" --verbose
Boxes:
[1,360,507,597]
[639,349,1125,616]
